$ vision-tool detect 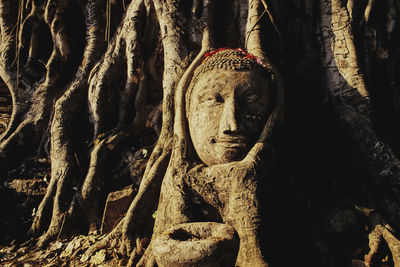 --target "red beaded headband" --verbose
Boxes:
[203,47,267,68]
